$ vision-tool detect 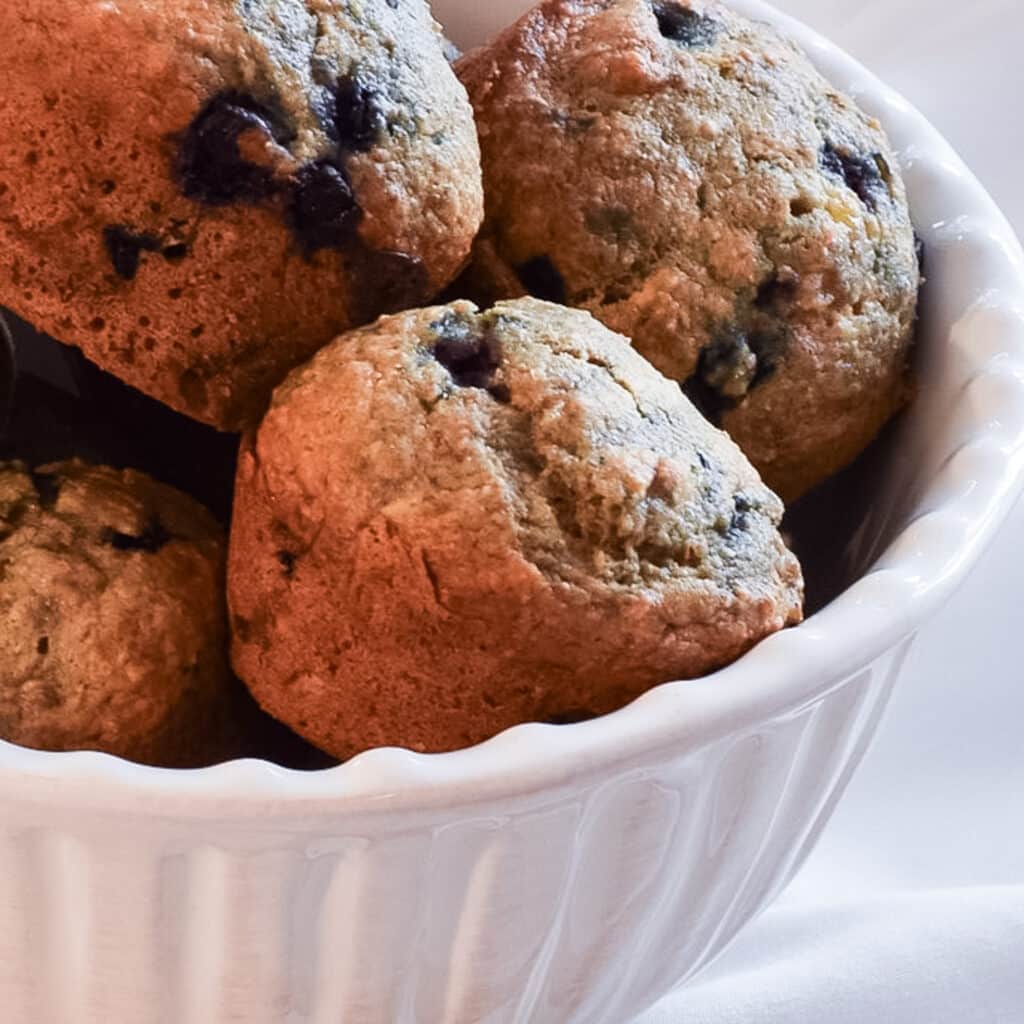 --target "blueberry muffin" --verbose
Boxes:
[457,0,921,501]
[0,460,241,766]
[0,0,483,431]
[228,298,803,757]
